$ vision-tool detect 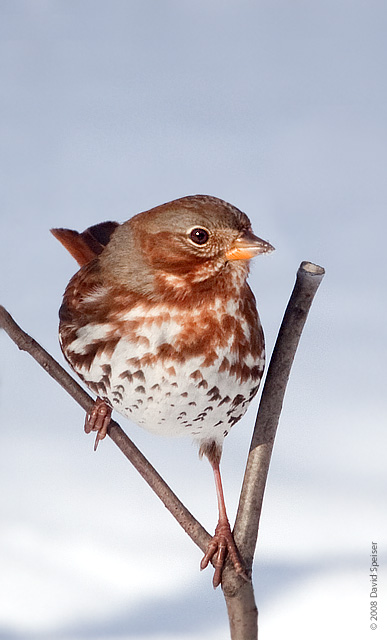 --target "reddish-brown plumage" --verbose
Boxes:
[53,194,274,587]
[51,221,119,266]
